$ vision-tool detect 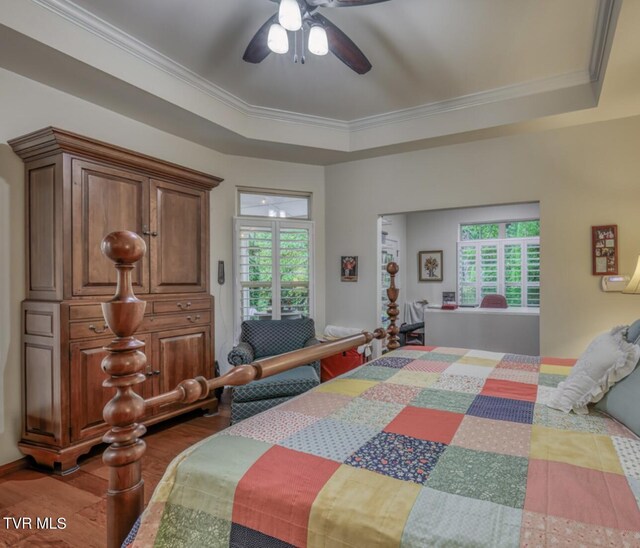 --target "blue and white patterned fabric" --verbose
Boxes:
[228,318,321,422]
